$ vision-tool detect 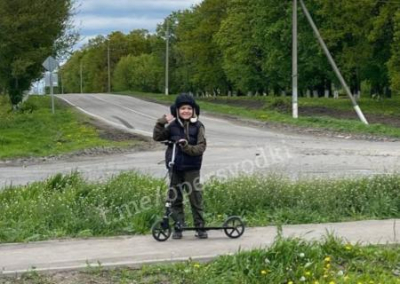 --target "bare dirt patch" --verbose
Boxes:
[204,97,400,128]
[202,109,399,142]
[199,97,400,141]
[299,106,400,129]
